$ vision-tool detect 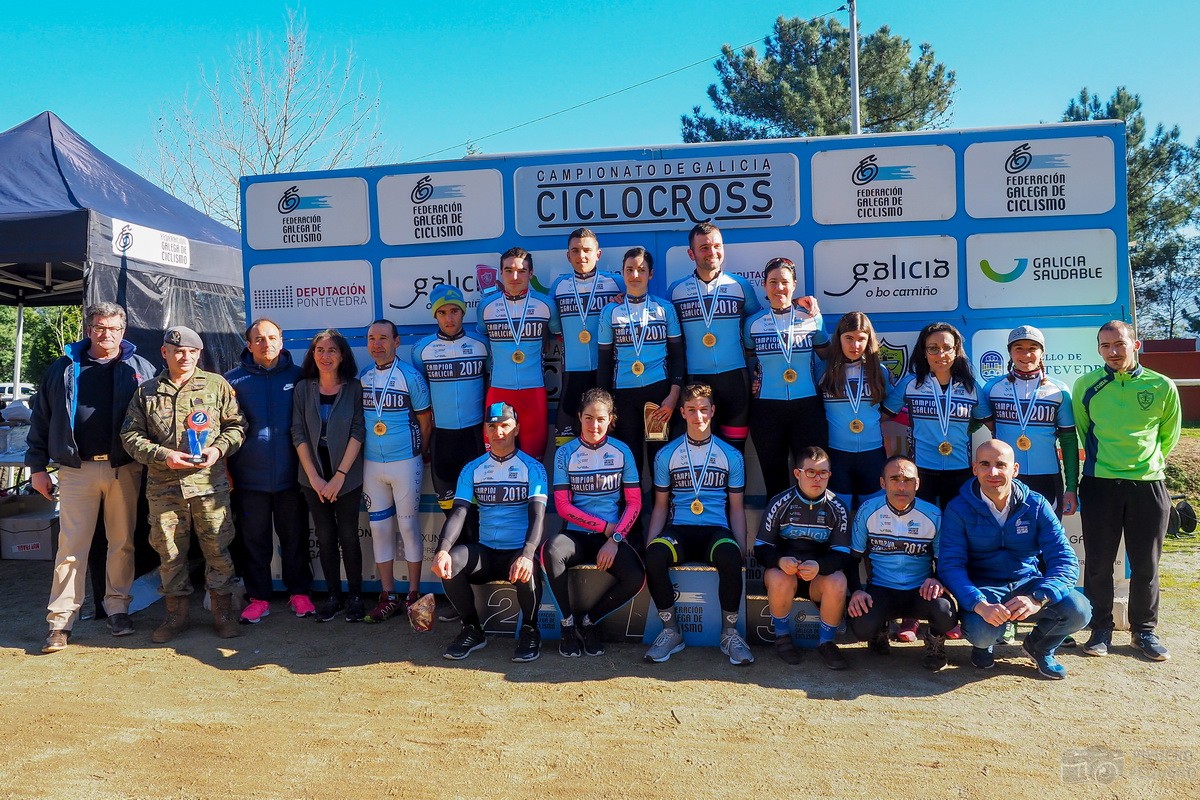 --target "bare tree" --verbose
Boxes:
[144,7,389,229]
